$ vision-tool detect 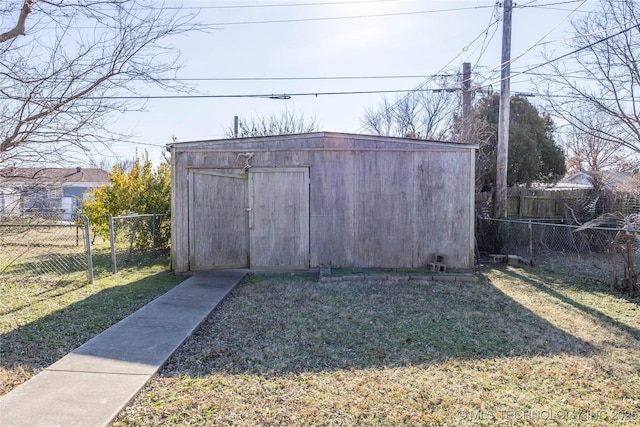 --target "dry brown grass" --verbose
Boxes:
[112,266,640,426]
[0,262,184,396]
